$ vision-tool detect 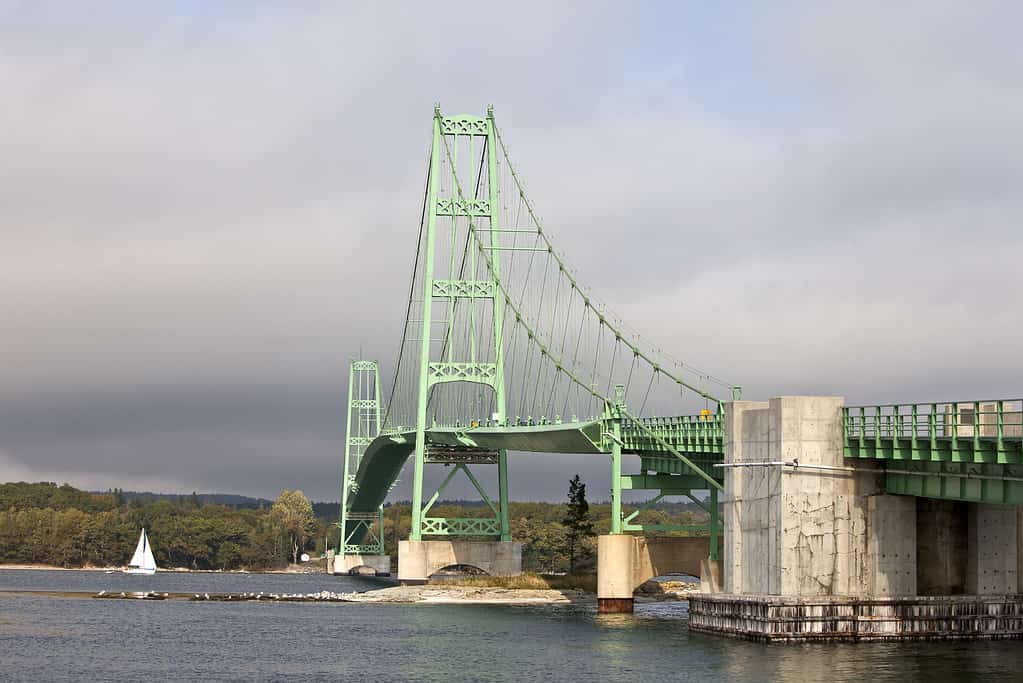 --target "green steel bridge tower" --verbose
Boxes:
[334,106,742,567]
